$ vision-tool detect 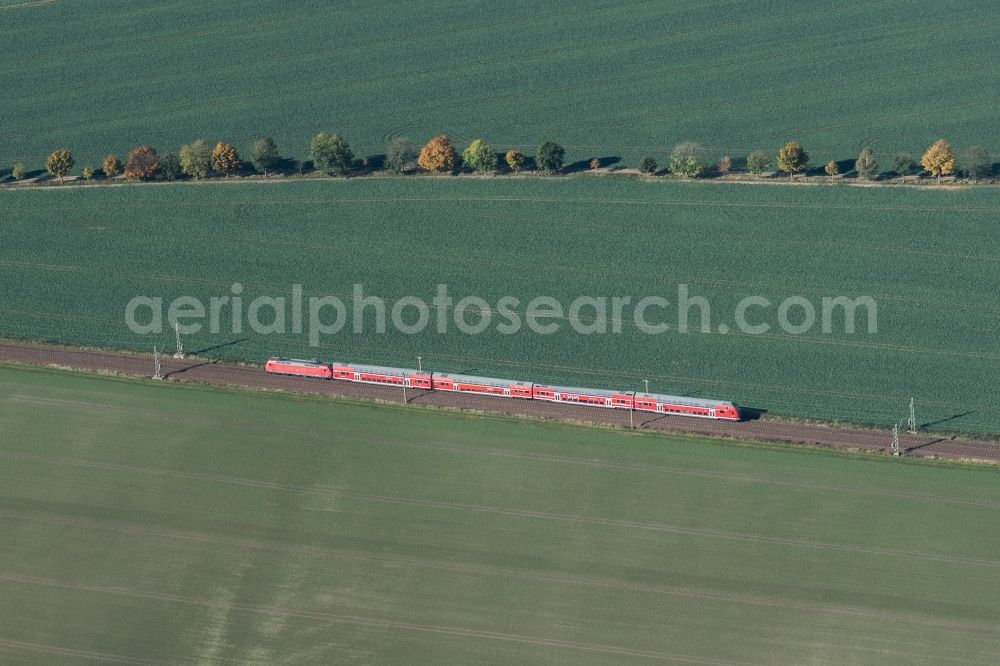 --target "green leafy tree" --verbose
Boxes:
[746,150,771,176]
[639,155,658,174]
[81,166,95,180]
[535,141,565,173]
[894,153,918,181]
[824,160,839,176]
[159,153,182,181]
[855,147,878,180]
[124,146,160,181]
[46,148,74,183]
[669,142,706,178]
[777,141,809,176]
[385,136,417,173]
[963,146,991,180]
[180,139,213,179]
[12,163,27,180]
[102,154,122,179]
[212,141,241,177]
[504,149,525,173]
[250,137,281,177]
[462,139,497,174]
[310,132,354,176]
